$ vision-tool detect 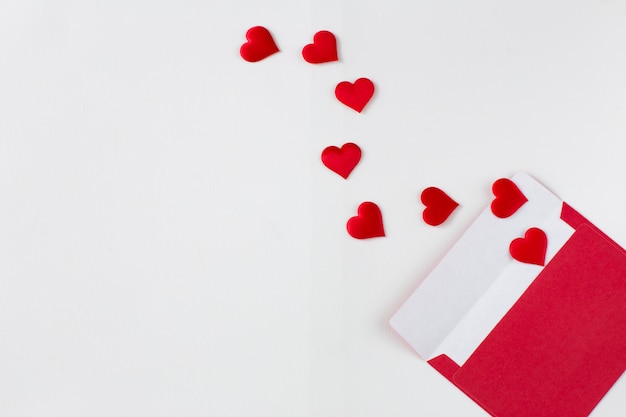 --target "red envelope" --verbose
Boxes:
[390,173,626,417]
